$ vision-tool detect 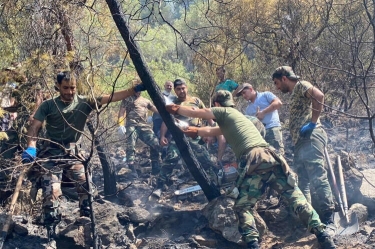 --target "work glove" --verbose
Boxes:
[299,122,316,138]
[165,104,180,115]
[22,147,37,163]
[225,186,239,199]
[118,126,126,136]
[182,126,199,139]
[134,83,146,92]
